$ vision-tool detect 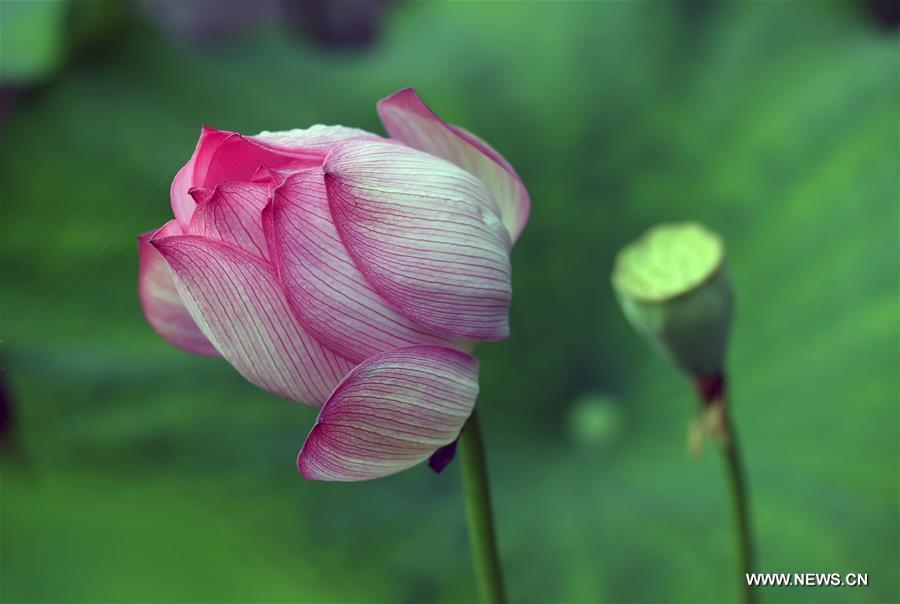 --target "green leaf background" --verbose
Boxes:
[1,1,897,602]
